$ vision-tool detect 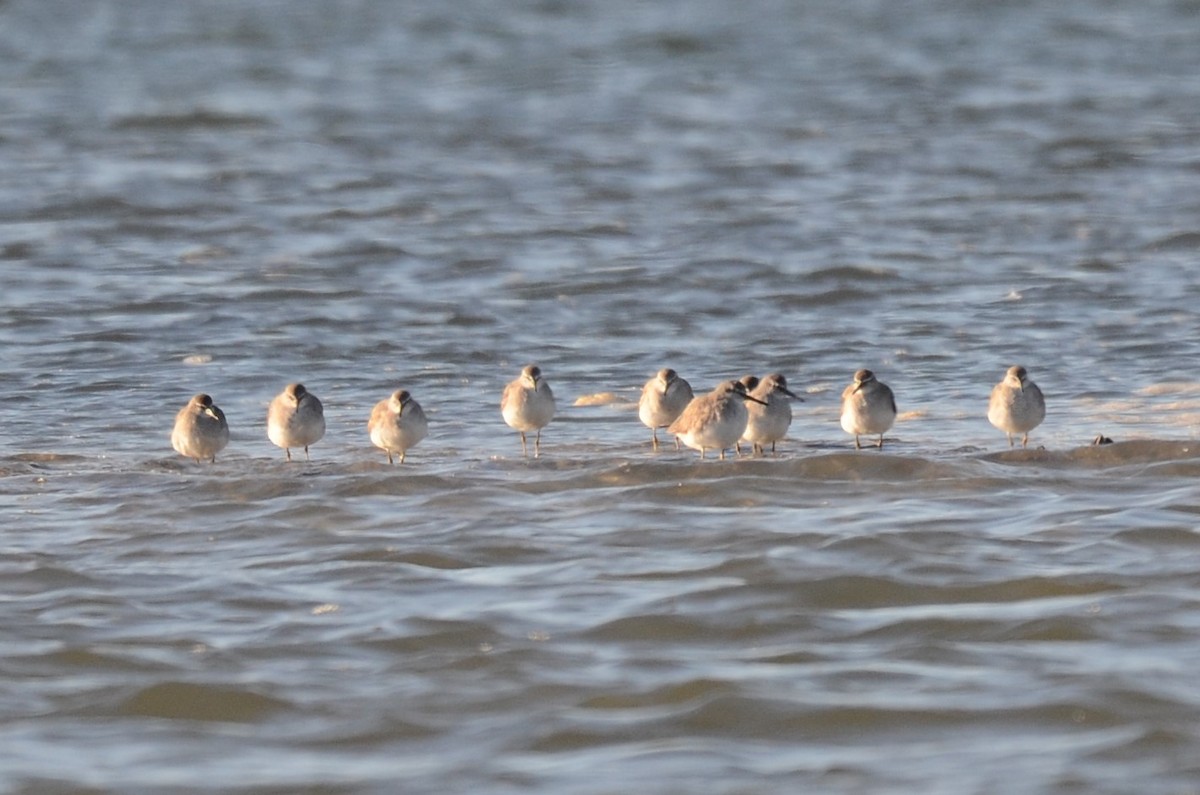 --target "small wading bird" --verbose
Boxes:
[840,369,897,450]
[171,393,229,463]
[637,368,694,450]
[267,383,325,462]
[368,389,428,464]
[742,372,803,456]
[501,364,556,458]
[988,365,1045,448]
[668,379,767,460]
[735,374,760,455]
